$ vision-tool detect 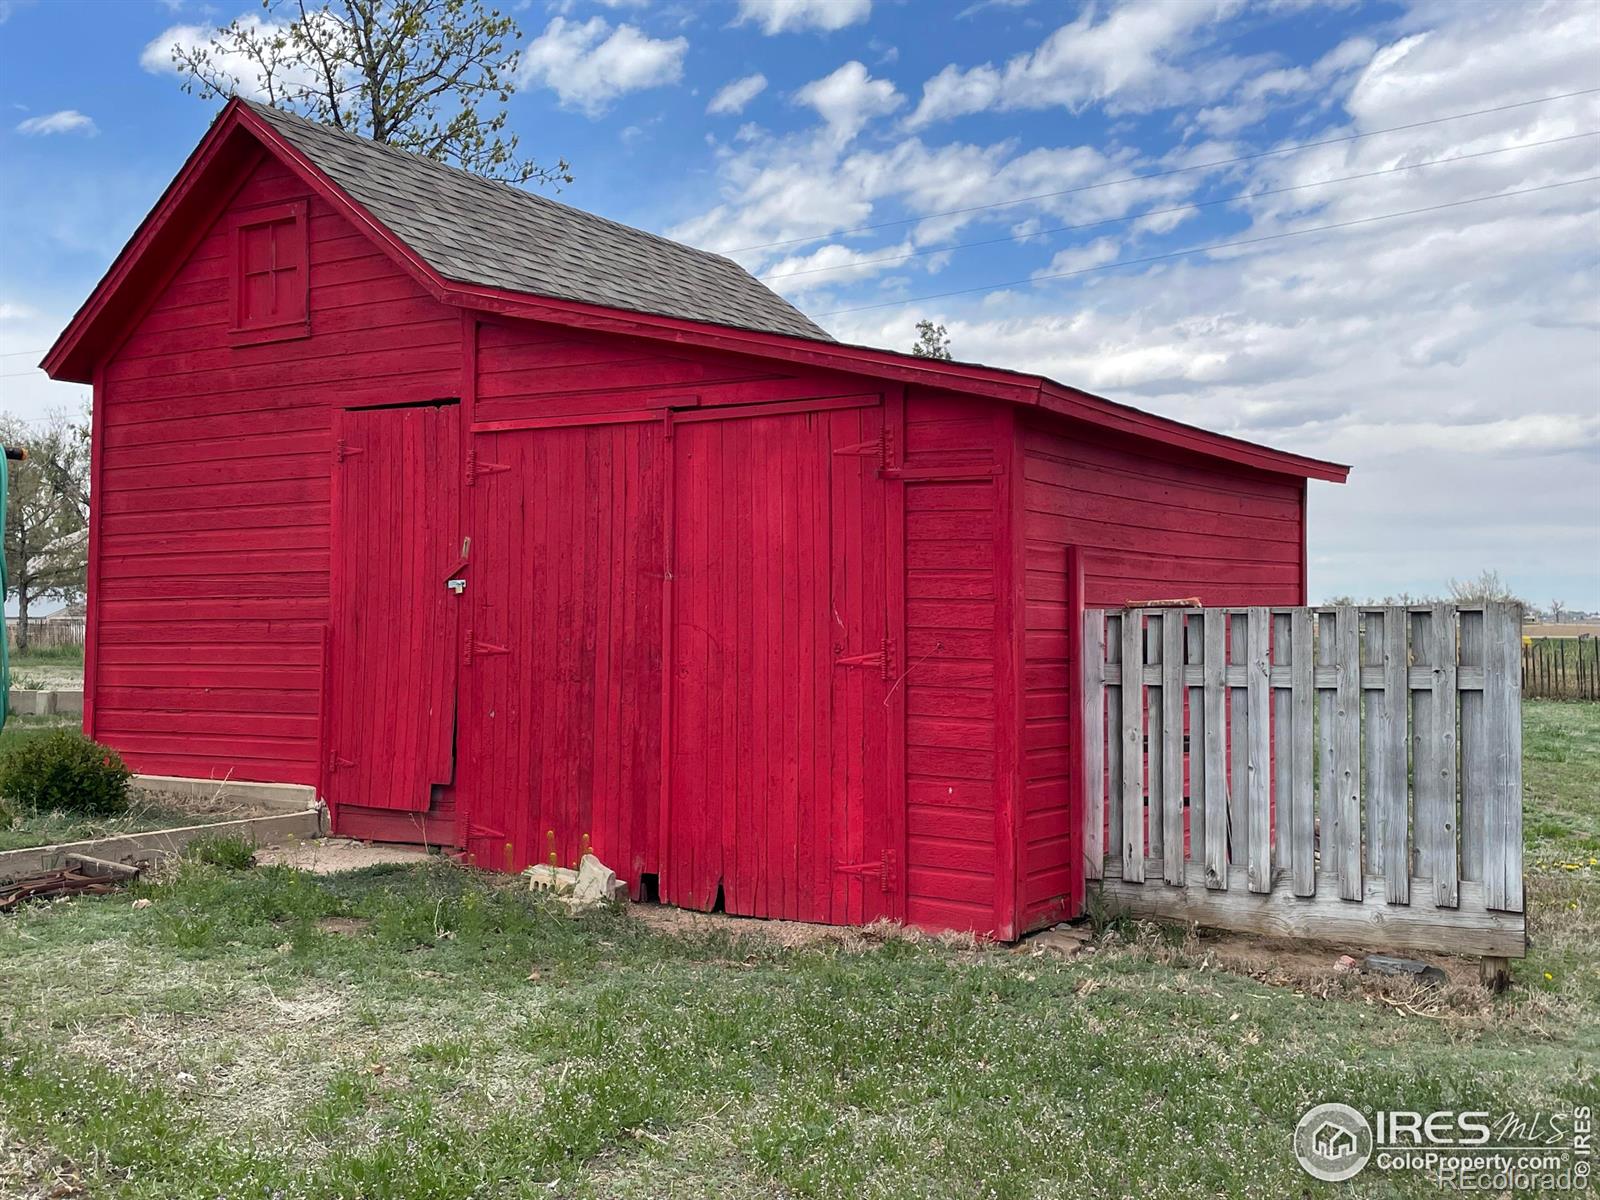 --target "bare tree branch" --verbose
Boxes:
[161,0,568,186]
